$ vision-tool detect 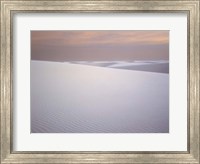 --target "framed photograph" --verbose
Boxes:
[31,30,169,134]
[0,0,199,163]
